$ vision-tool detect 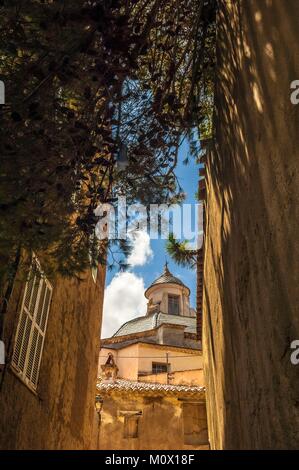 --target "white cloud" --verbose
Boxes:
[127,230,153,267]
[101,231,152,338]
[101,272,147,338]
